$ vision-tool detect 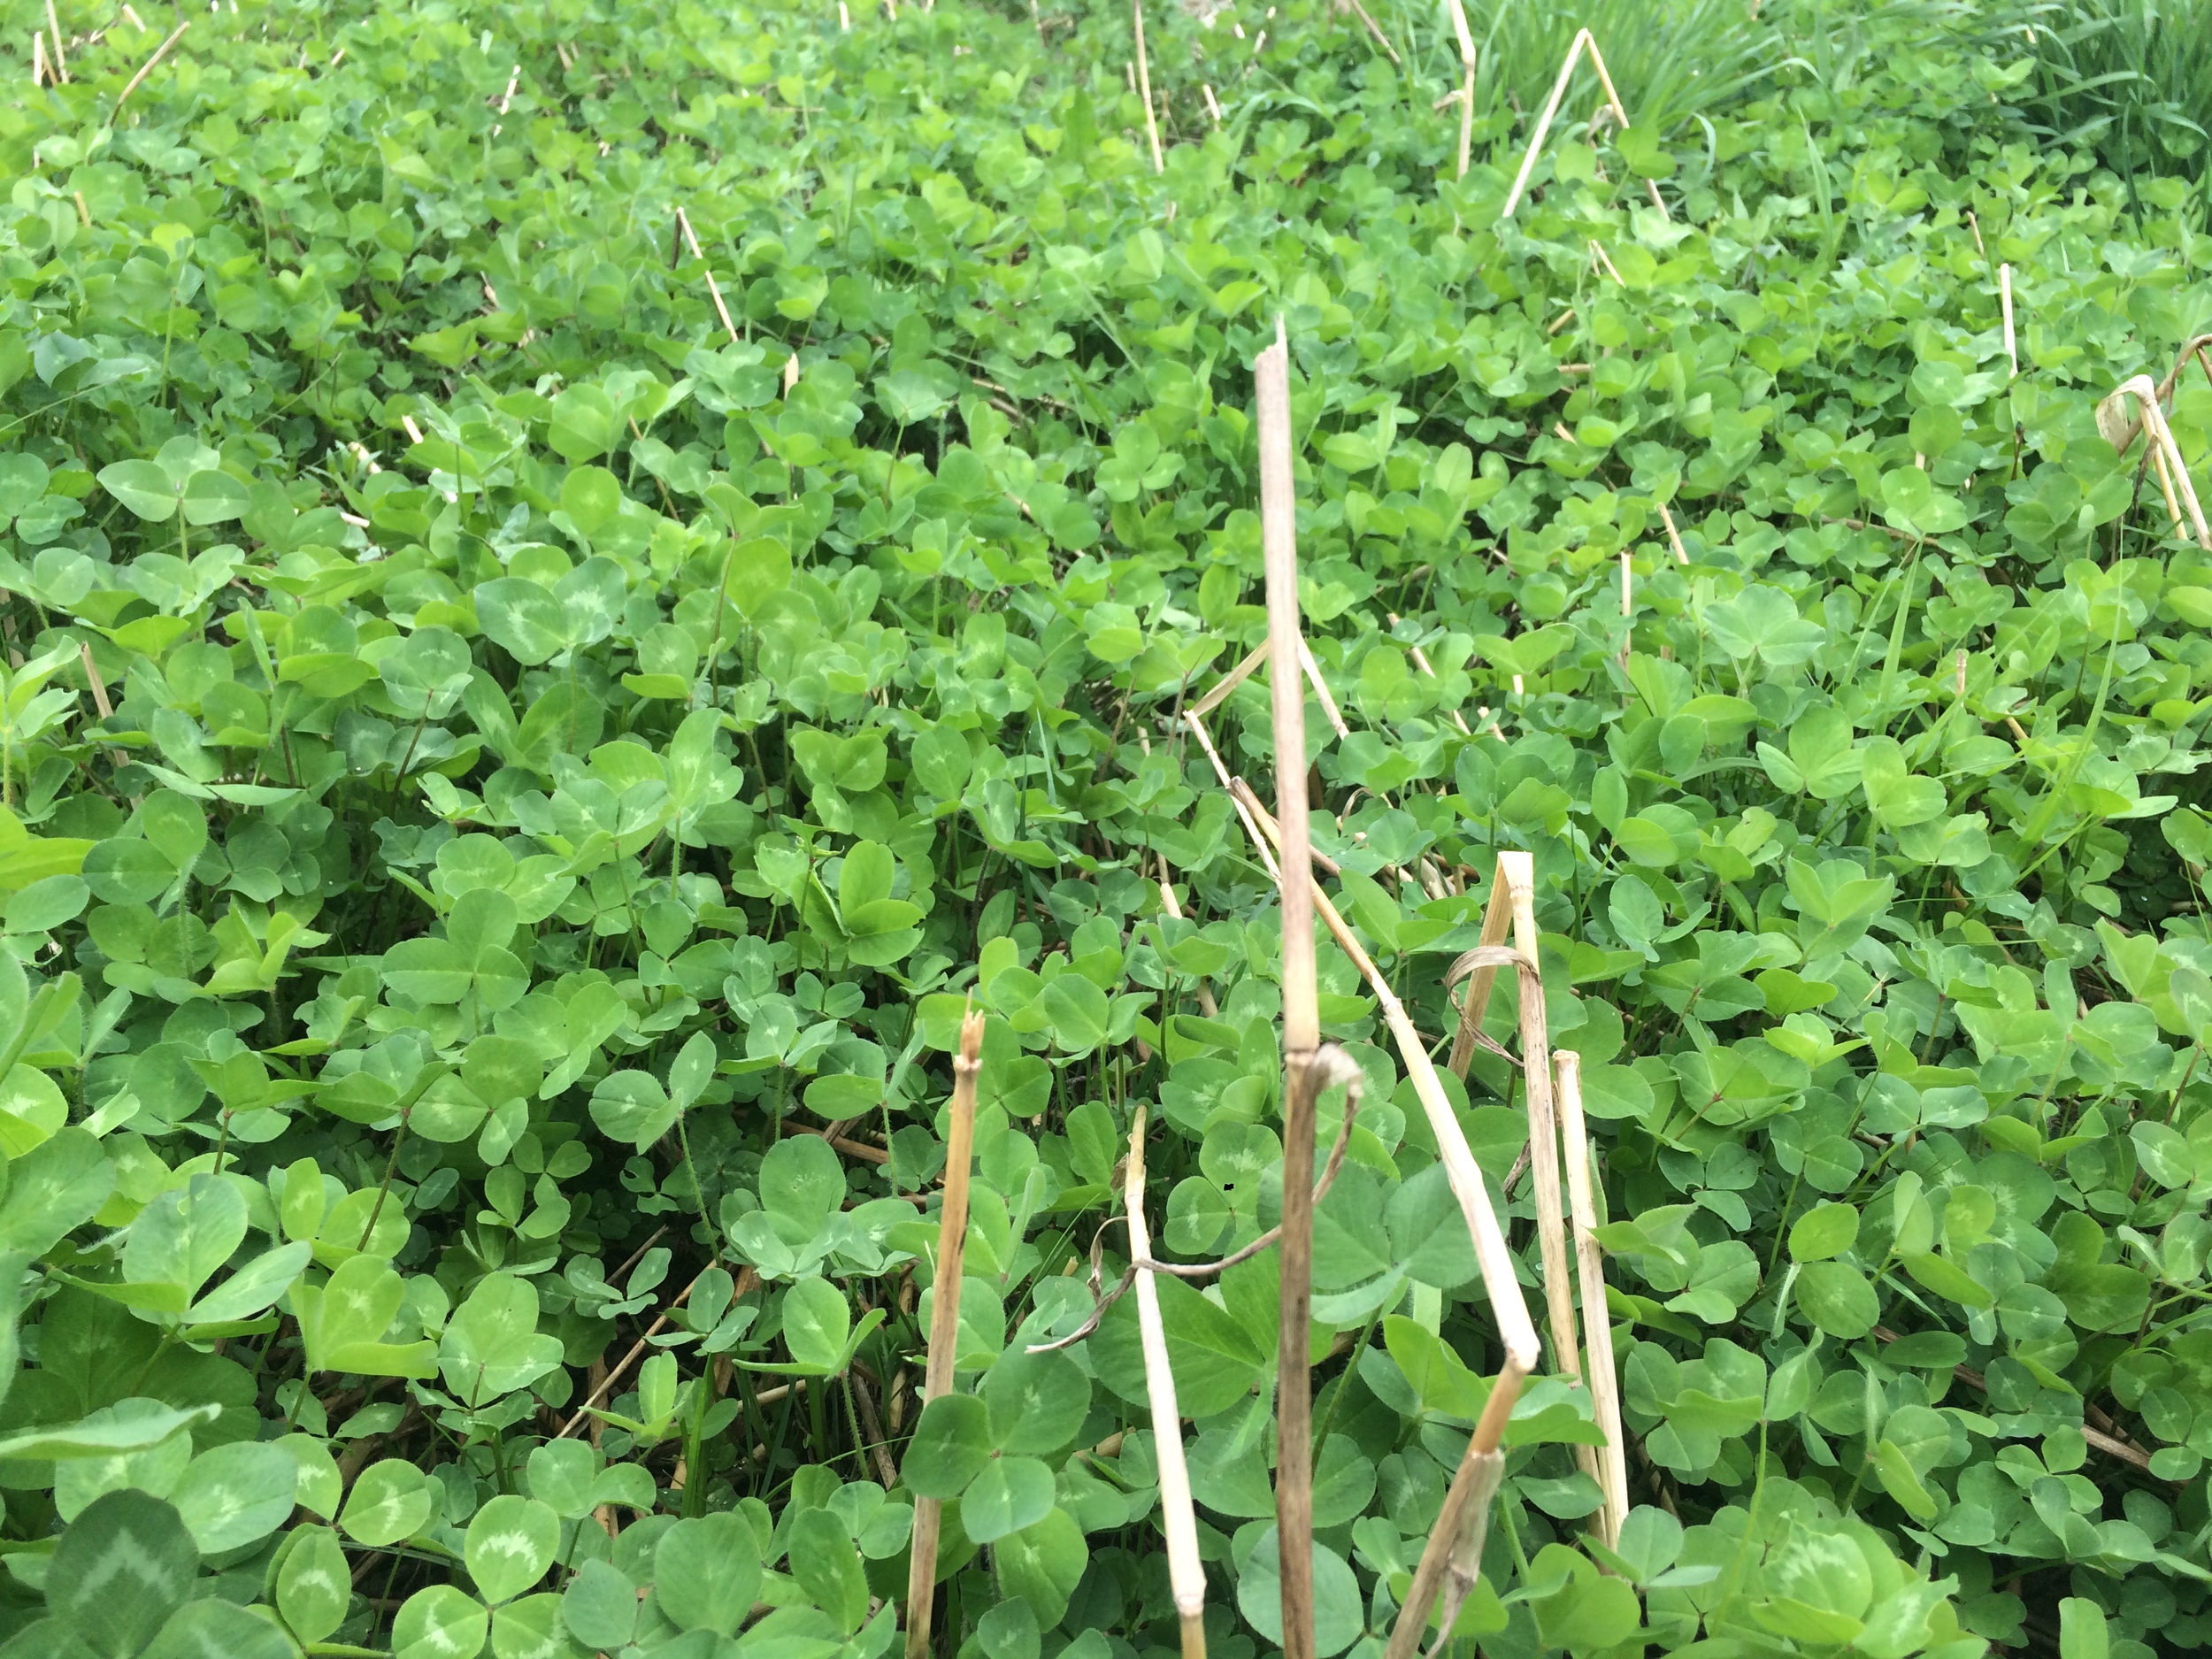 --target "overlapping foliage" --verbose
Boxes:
[0,0,2209,1655]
